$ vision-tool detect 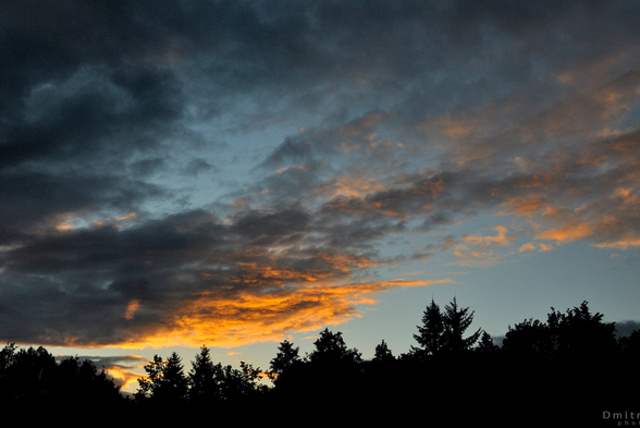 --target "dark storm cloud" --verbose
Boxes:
[0,202,386,346]
[1,1,640,347]
[1,65,182,166]
[0,211,224,344]
[0,2,191,248]
[0,170,164,244]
